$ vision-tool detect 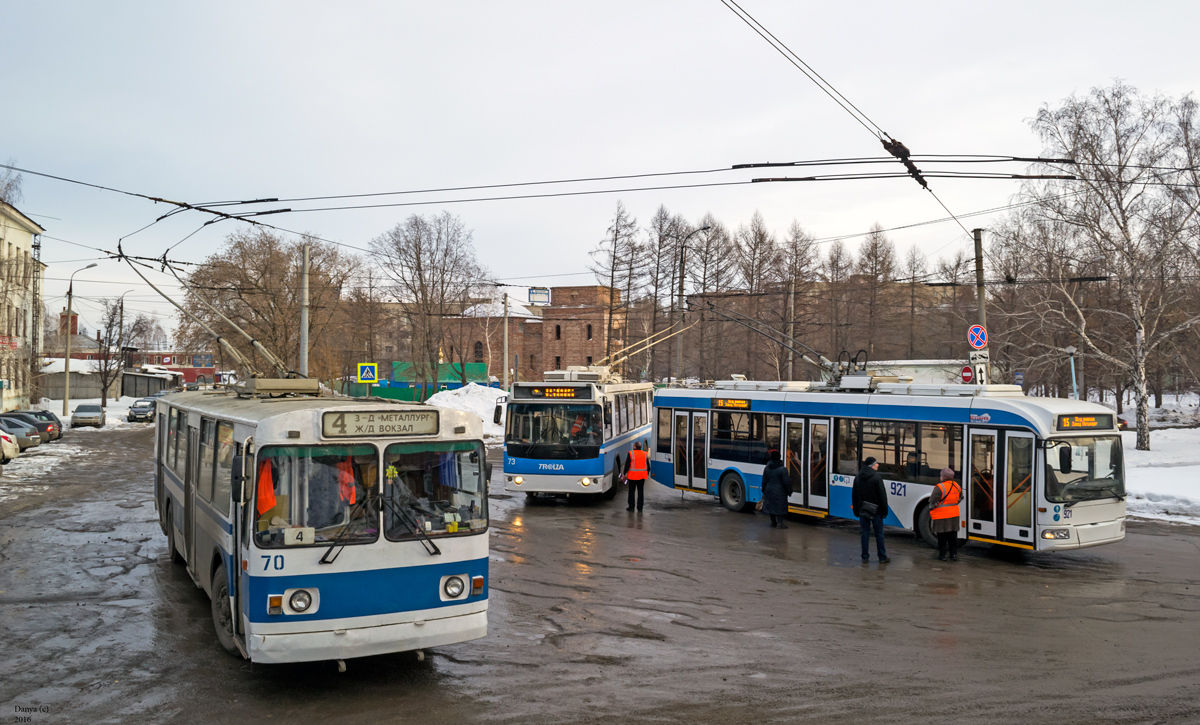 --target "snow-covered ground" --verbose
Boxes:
[425,384,506,441]
[1099,392,1200,430]
[1123,428,1200,526]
